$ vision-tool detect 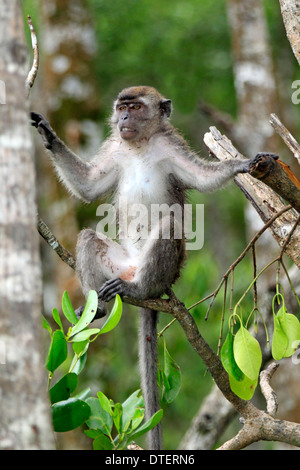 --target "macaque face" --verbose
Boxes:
[116,100,150,141]
[111,86,172,142]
